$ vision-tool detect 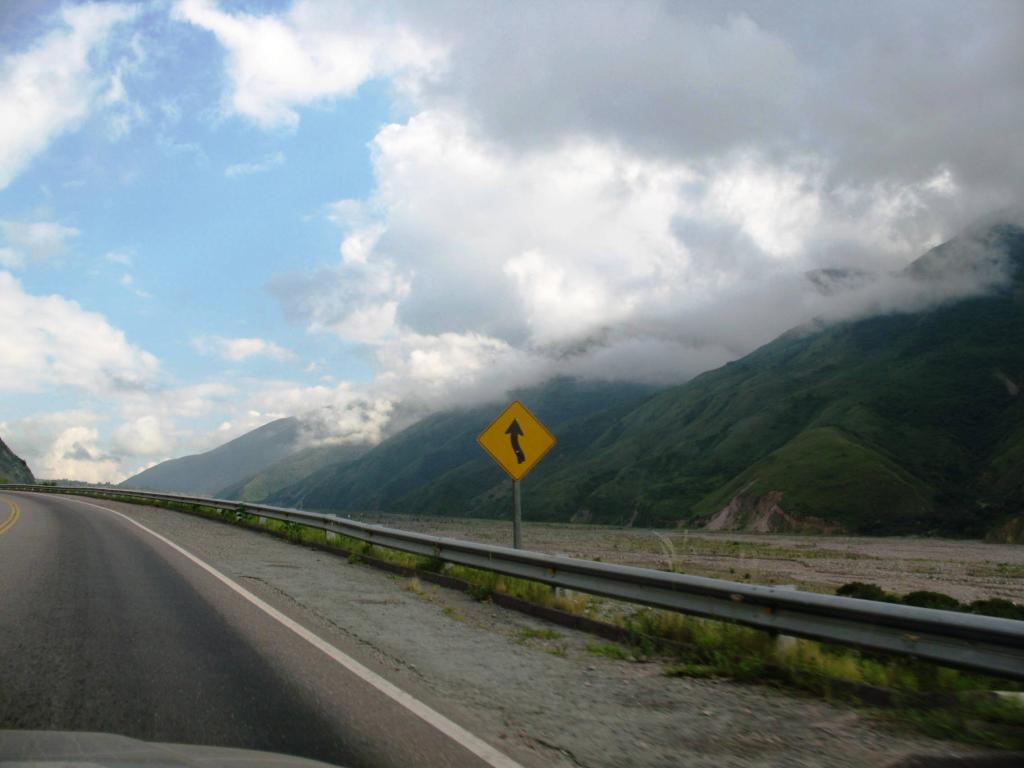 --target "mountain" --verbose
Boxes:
[271,223,1024,537]
[0,436,34,484]
[498,223,1024,535]
[121,417,302,495]
[218,441,371,502]
[267,378,658,515]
